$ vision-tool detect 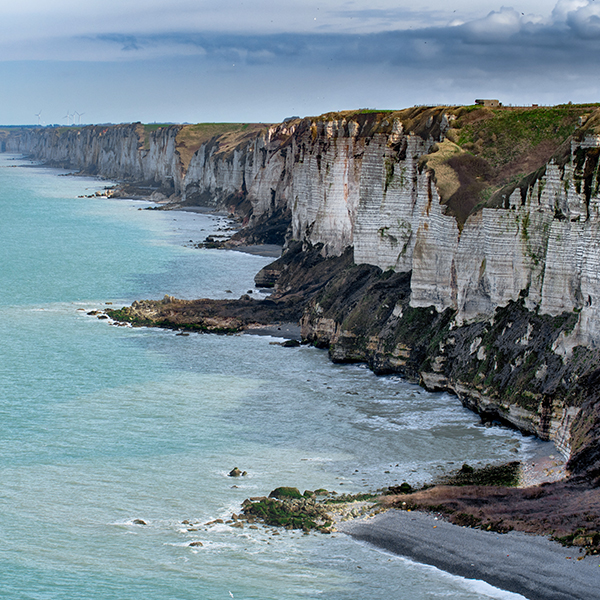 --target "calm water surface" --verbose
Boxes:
[0,154,527,599]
